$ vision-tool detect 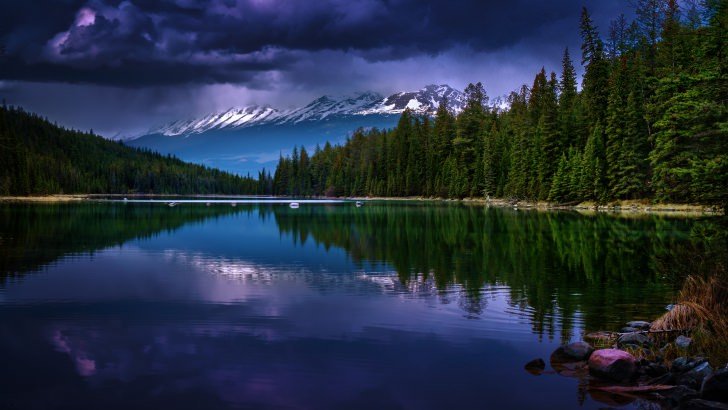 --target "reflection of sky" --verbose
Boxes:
[133,206,361,272]
[0,207,605,409]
